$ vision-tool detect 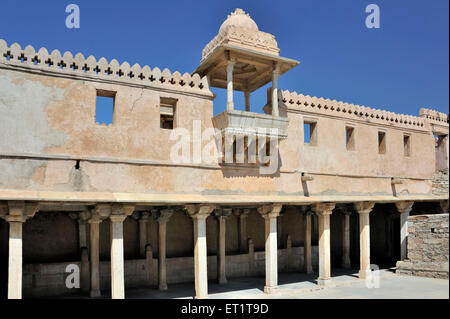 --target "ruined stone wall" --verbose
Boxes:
[432,169,449,196]
[396,214,449,279]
